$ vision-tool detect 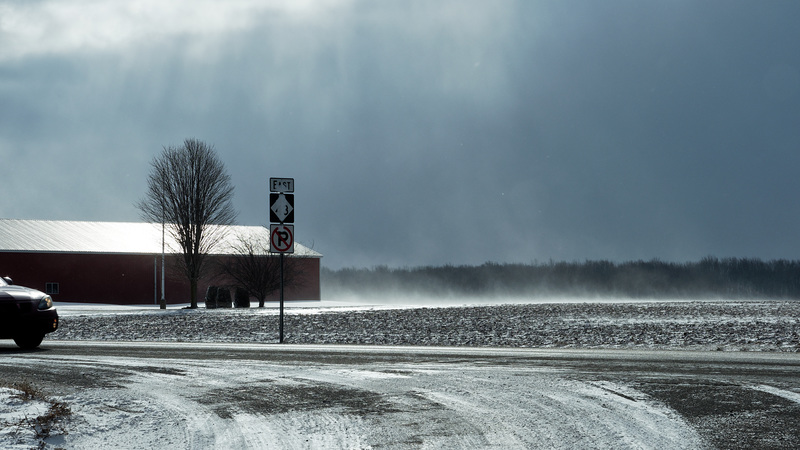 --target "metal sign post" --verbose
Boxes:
[279,252,284,343]
[270,177,295,344]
